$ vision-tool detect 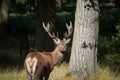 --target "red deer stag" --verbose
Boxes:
[24,21,73,80]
